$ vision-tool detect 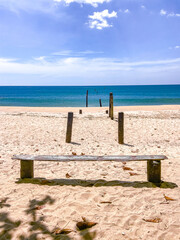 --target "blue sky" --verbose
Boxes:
[0,0,180,85]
